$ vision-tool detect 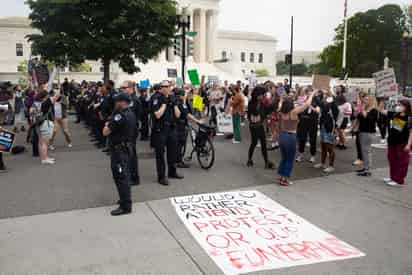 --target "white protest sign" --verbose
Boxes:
[217,112,233,134]
[171,191,365,275]
[373,68,398,97]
